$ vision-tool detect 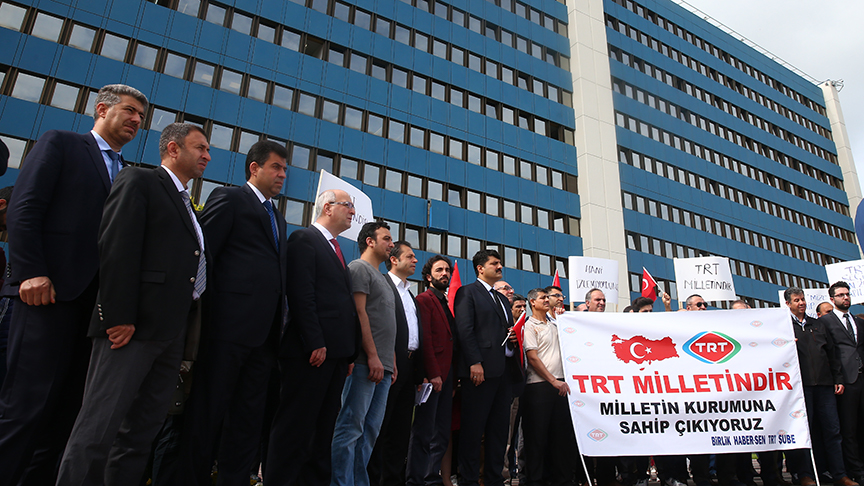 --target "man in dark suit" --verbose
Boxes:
[454,249,520,486]
[179,140,288,485]
[265,188,359,486]
[56,122,210,485]
[369,241,422,486]
[406,255,455,486]
[0,84,147,485]
[785,287,855,486]
[821,281,864,483]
